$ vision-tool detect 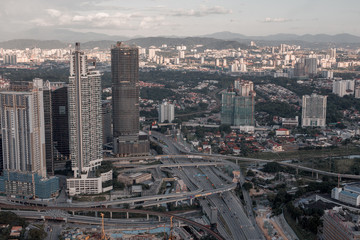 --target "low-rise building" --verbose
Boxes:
[117,172,152,185]
[67,170,113,196]
[276,128,290,137]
